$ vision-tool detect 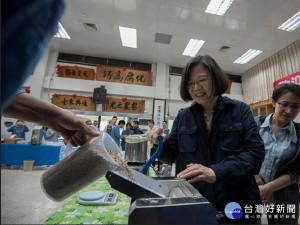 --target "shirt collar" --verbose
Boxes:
[261,113,295,135]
